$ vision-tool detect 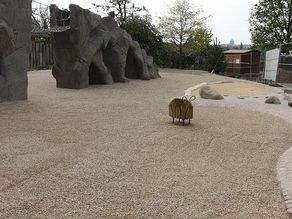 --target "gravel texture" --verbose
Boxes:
[0,69,292,218]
